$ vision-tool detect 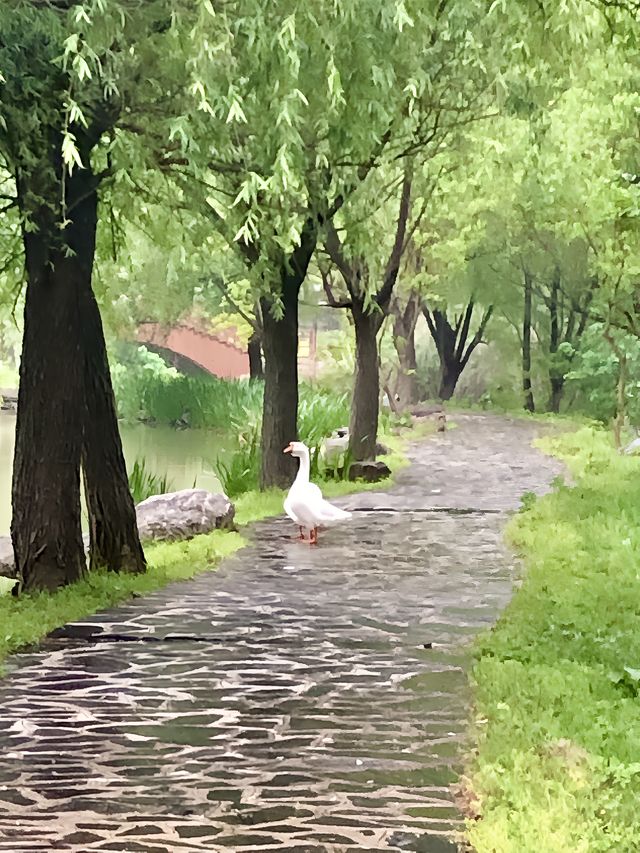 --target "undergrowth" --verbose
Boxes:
[467,425,640,853]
